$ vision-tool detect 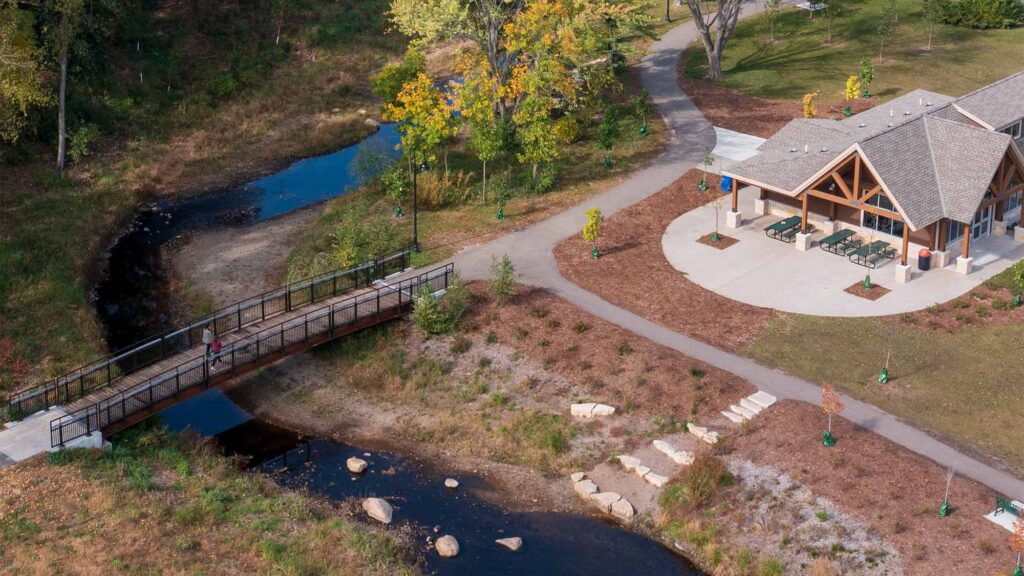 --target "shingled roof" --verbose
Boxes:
[724,78,1022,231]
[953,71,1024,130]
